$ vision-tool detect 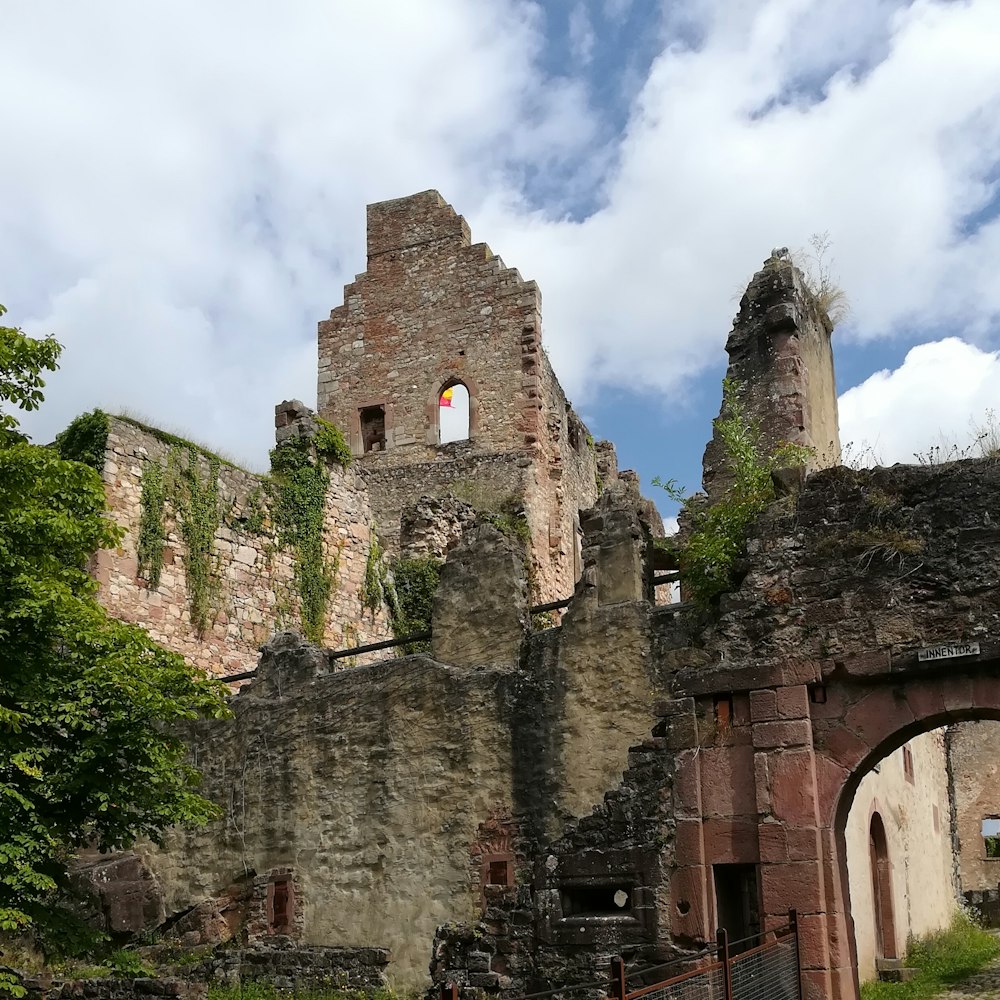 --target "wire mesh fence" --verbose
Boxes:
[729,930,799,1000]
[613,910,800,1000]
[625,960,727,1000]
